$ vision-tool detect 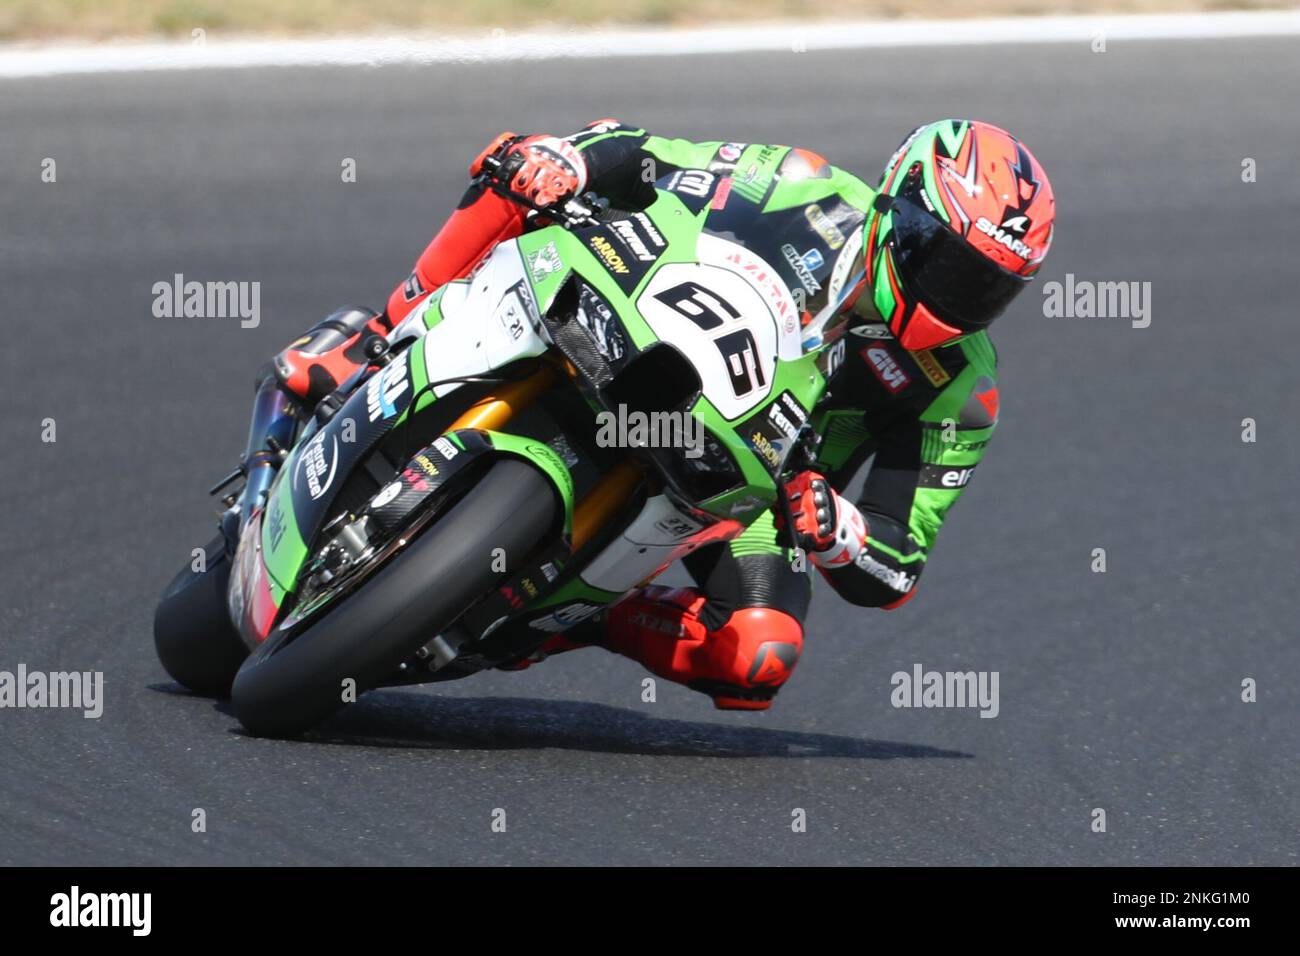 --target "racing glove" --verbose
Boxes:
[782,471,868,569]
[471,132,588,210]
